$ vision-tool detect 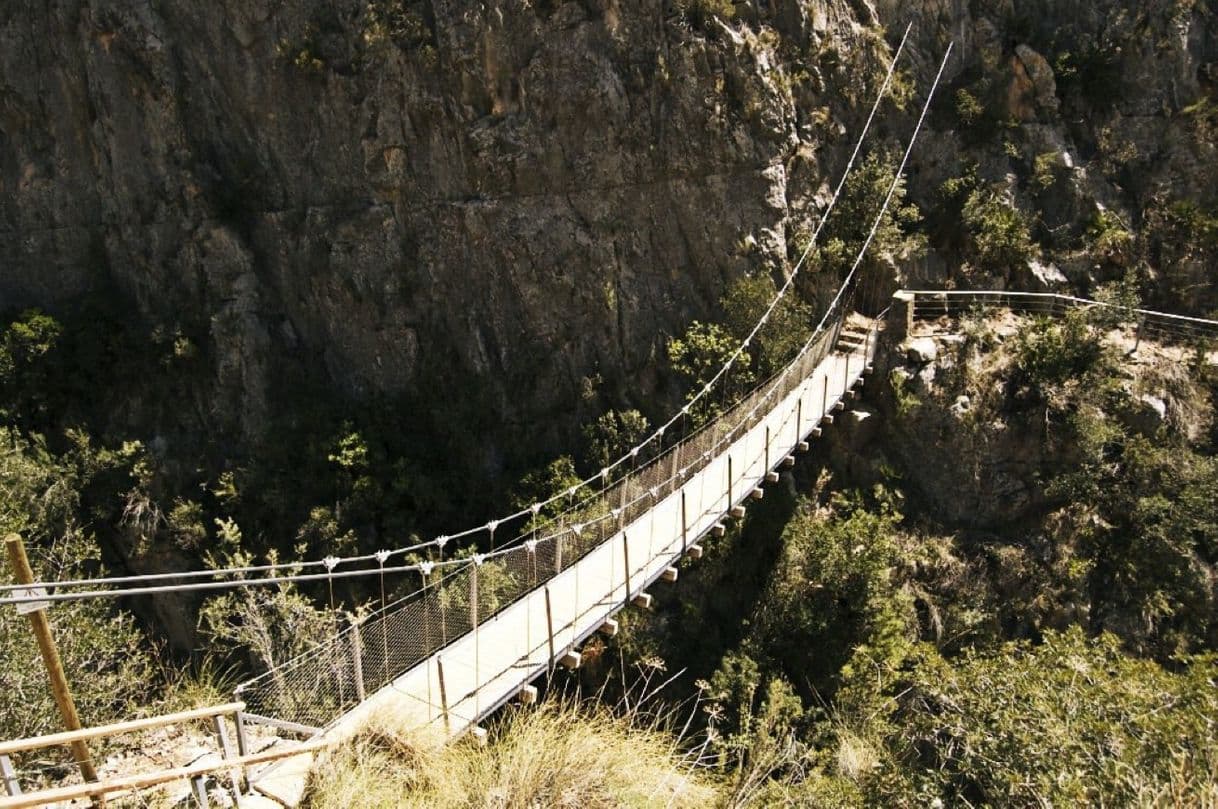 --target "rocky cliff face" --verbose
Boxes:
[881,0,1218,309]
[1,0,897,466]
[3,0,1215,477]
